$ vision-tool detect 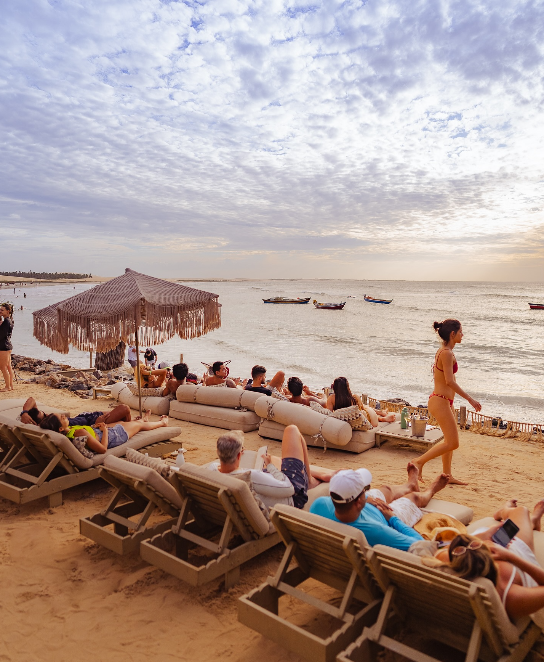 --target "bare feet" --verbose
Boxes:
[430,473,450,496]
[447,476,468,486]
[407,462,420,492]
[531,499,544,531]
[143,409,151,422]
[494,499,518,521]
[412,461,425,483]
[160,415,169,427]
